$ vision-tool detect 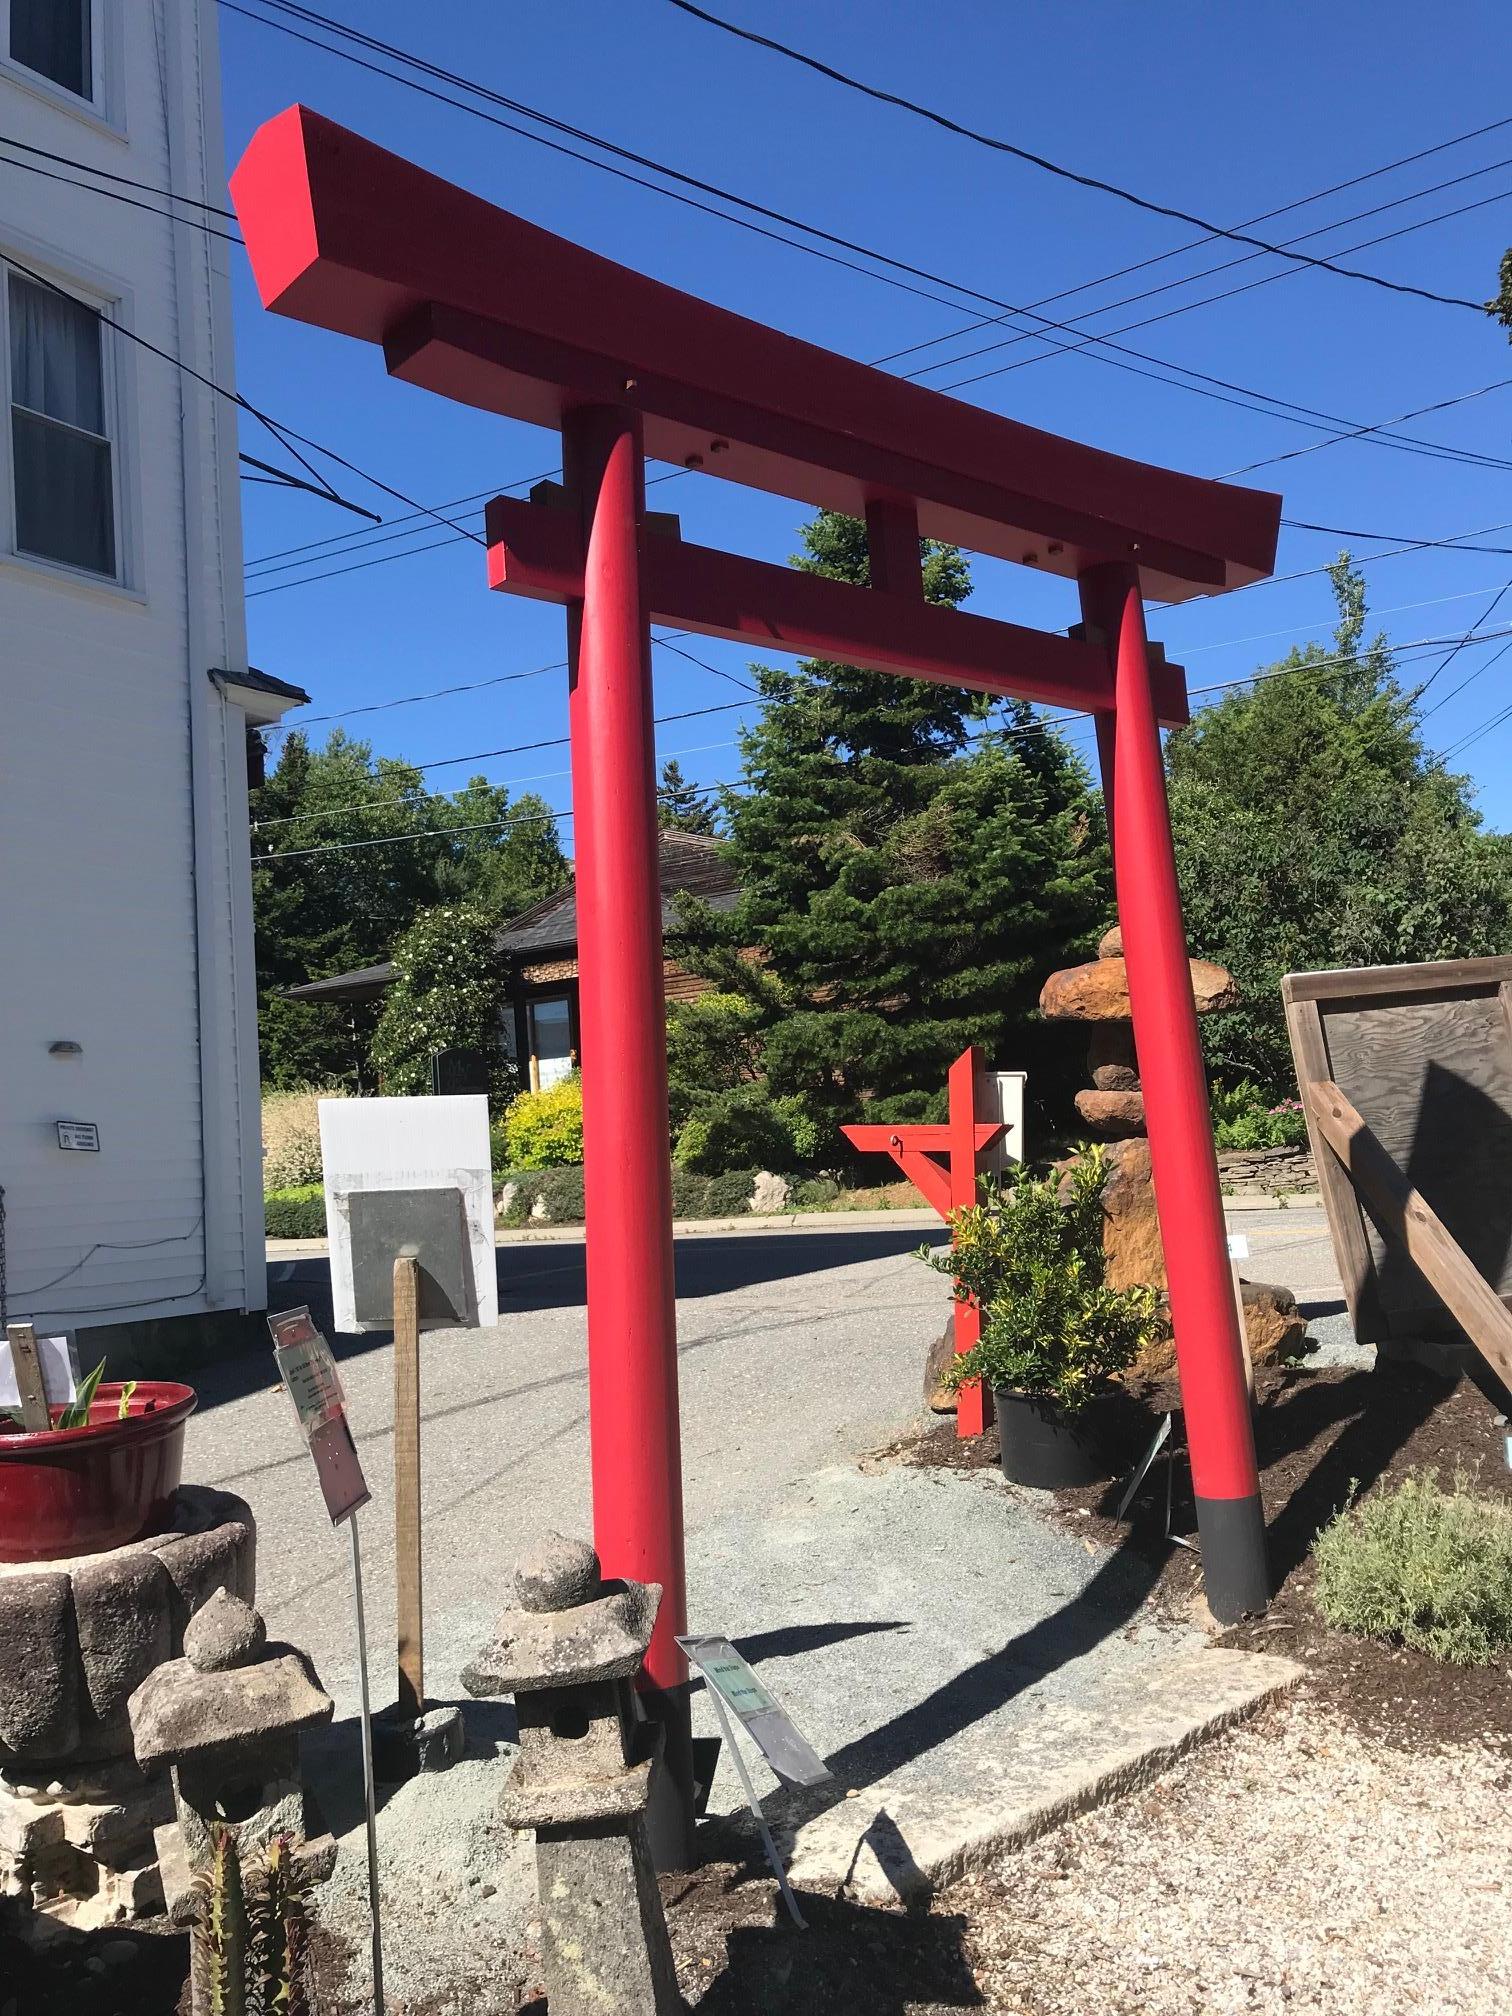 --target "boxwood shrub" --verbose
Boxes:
[263,1184,327,1239]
